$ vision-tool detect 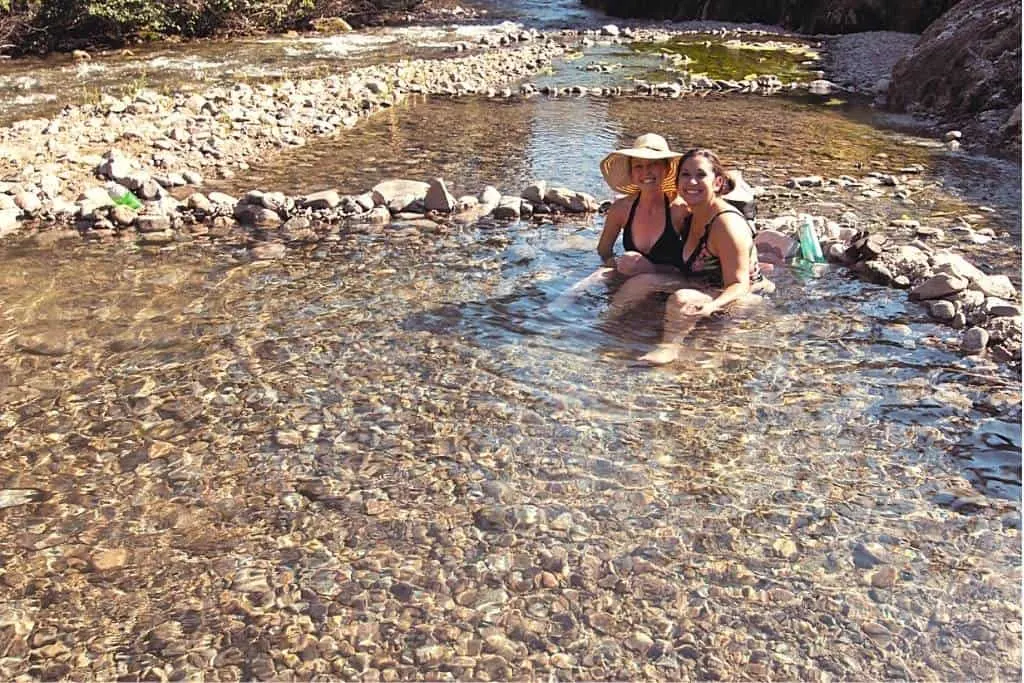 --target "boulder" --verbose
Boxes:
[0,208,20,237]
[910,273,968,300]
[986,298,1021,317]
[302,190,341,210]
[110,205,137,226]
[962,327,990,354]
[208,192,238,207]
[753,229,798,264]
[372,179,430,214]
[136,215,172,233]
[521,181,547,205]
[931,252,987,283]
[973,274,1017,300]
[493,196,522,220]
[425,178,457,213]
[365,206,391,225]
[186,193,213,212]
[234,204,282,227]
[887,0,1021,159]
[14,192,41,215]
[479,186,502,210]
[928,300,957,321]
[544,187,599,213]
[79,186,115,214]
